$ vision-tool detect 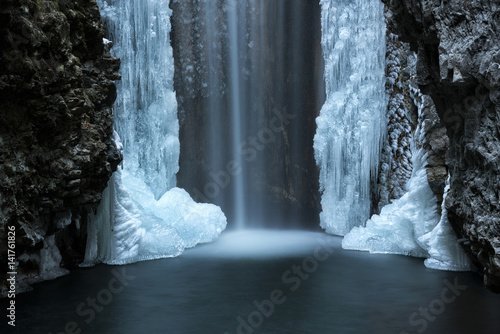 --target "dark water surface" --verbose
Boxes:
[3,231,500,334]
